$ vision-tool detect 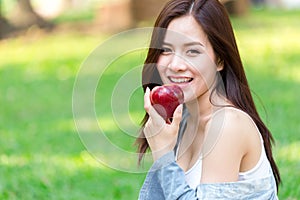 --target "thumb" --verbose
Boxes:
[171,104,183,127]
